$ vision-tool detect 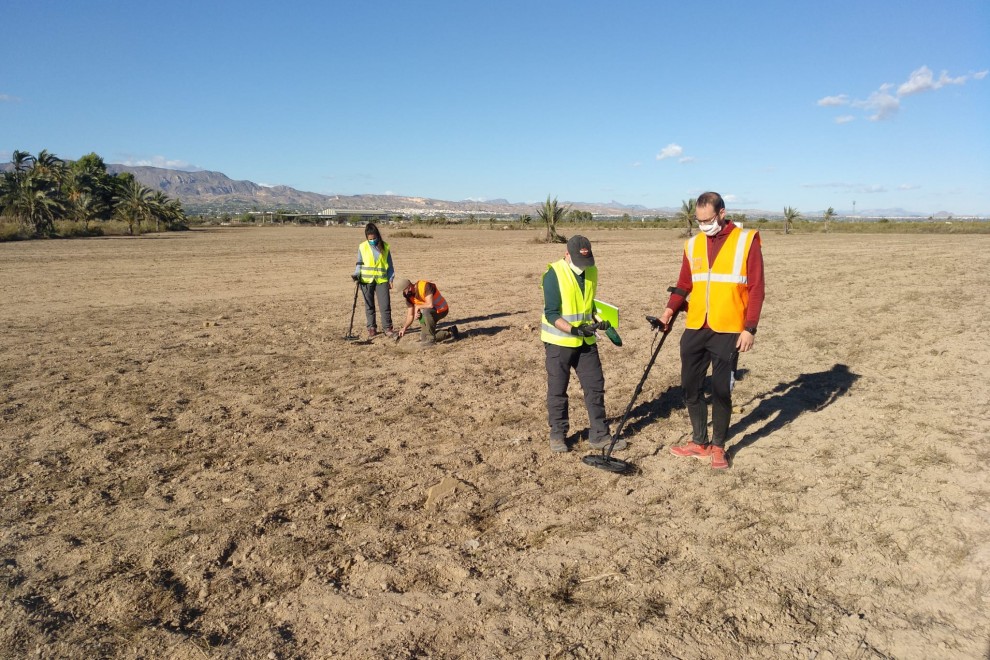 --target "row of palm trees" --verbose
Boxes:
[0,150,185,237]
[539,195,836,241]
